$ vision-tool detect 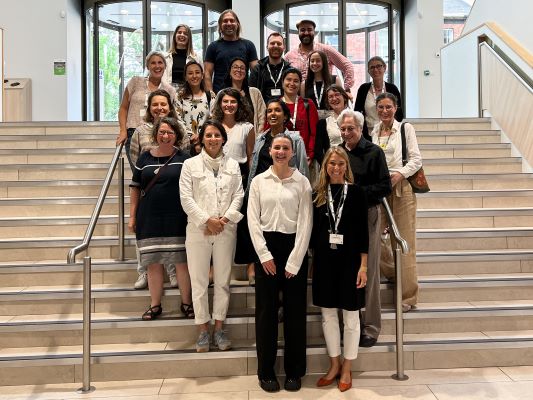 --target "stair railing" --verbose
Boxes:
[381,197,410,381]
[67,142,126,393]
